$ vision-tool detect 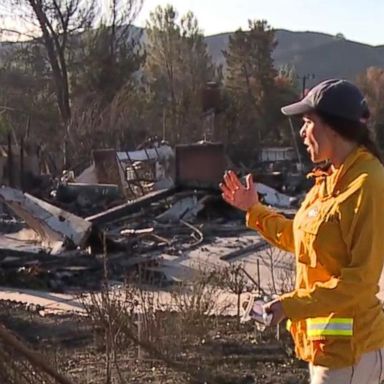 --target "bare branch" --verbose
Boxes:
[0,28,37,40]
